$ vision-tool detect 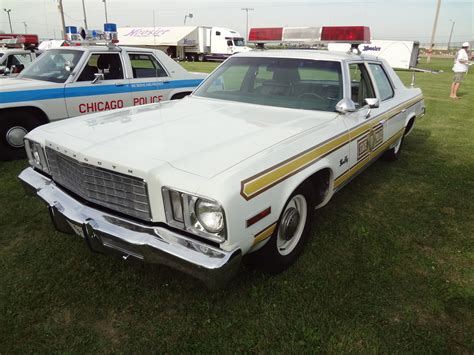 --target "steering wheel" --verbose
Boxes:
[297,92,325,100]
